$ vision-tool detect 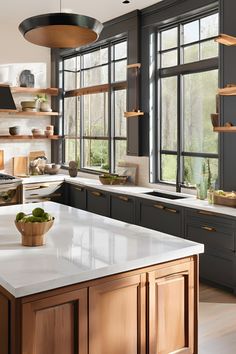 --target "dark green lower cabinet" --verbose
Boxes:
[87,189,110,217]
[185,209,236,292]
[67,183,87,210]
[137,199,182,237]
[110,194,135,224]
